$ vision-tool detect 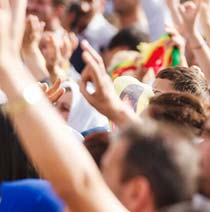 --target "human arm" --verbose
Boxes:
[165,25,188,67]
[198,0,210,45]
[165,0,183,29]
[21,15,49,81]
[0,1,128,211]
[79,40,140,127]
[179,0,210,82]
[40,31,78,83]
